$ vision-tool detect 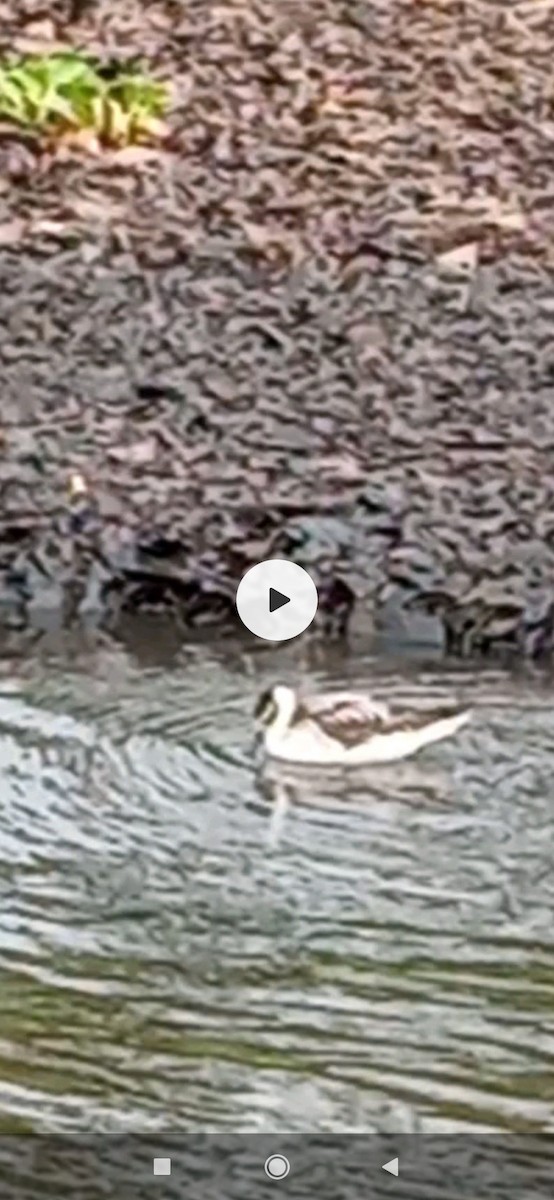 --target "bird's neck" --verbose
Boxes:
[271,691,297,737]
